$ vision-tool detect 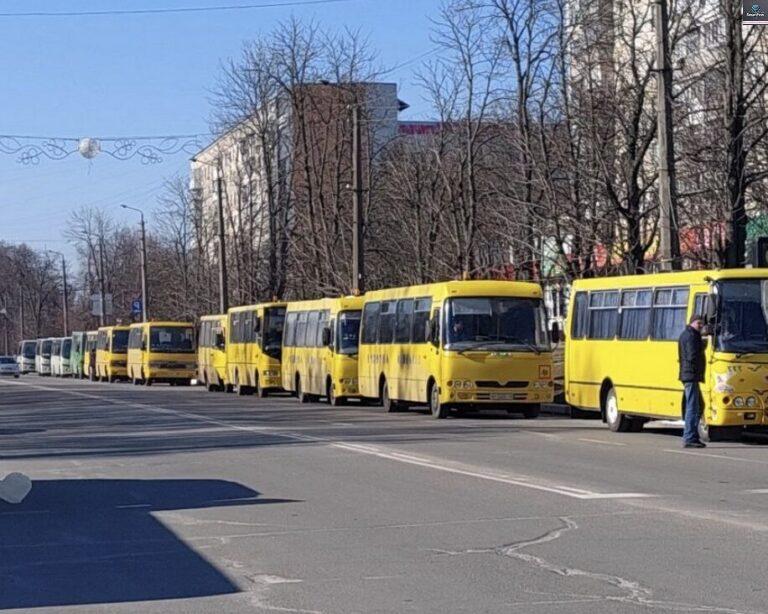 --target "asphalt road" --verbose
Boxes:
[2,376,768,613]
